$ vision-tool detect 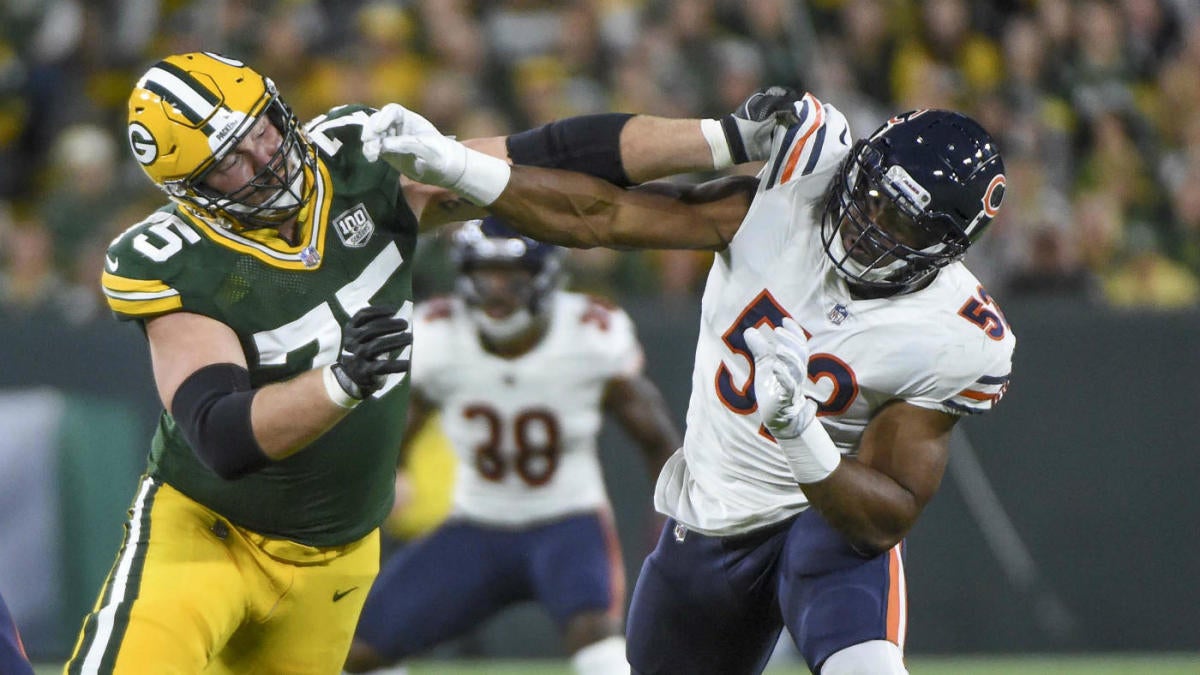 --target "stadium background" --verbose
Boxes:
[1,0,1198,671]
